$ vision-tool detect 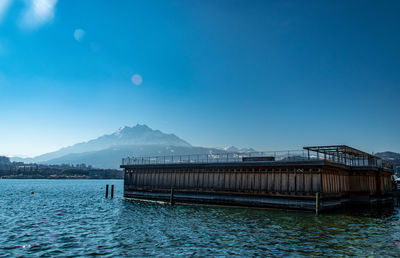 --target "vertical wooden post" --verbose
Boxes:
[315,192,320,215]
[170,188,174,206]
[105,184,109,198]
[111,185,114,199]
